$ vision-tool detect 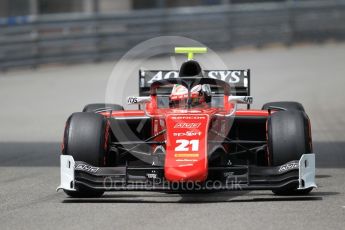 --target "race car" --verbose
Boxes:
[57,47,316,198]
